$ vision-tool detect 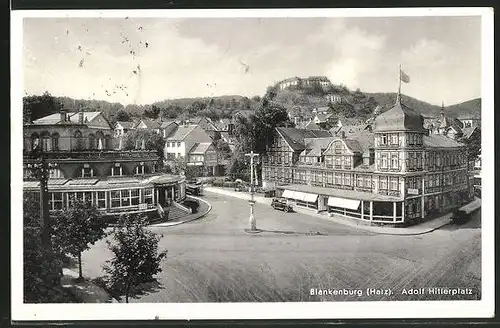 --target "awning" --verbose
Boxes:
[303,193,318,202]
[327,197,360,210]
[282,190,295,198]
[283,190,318,203]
